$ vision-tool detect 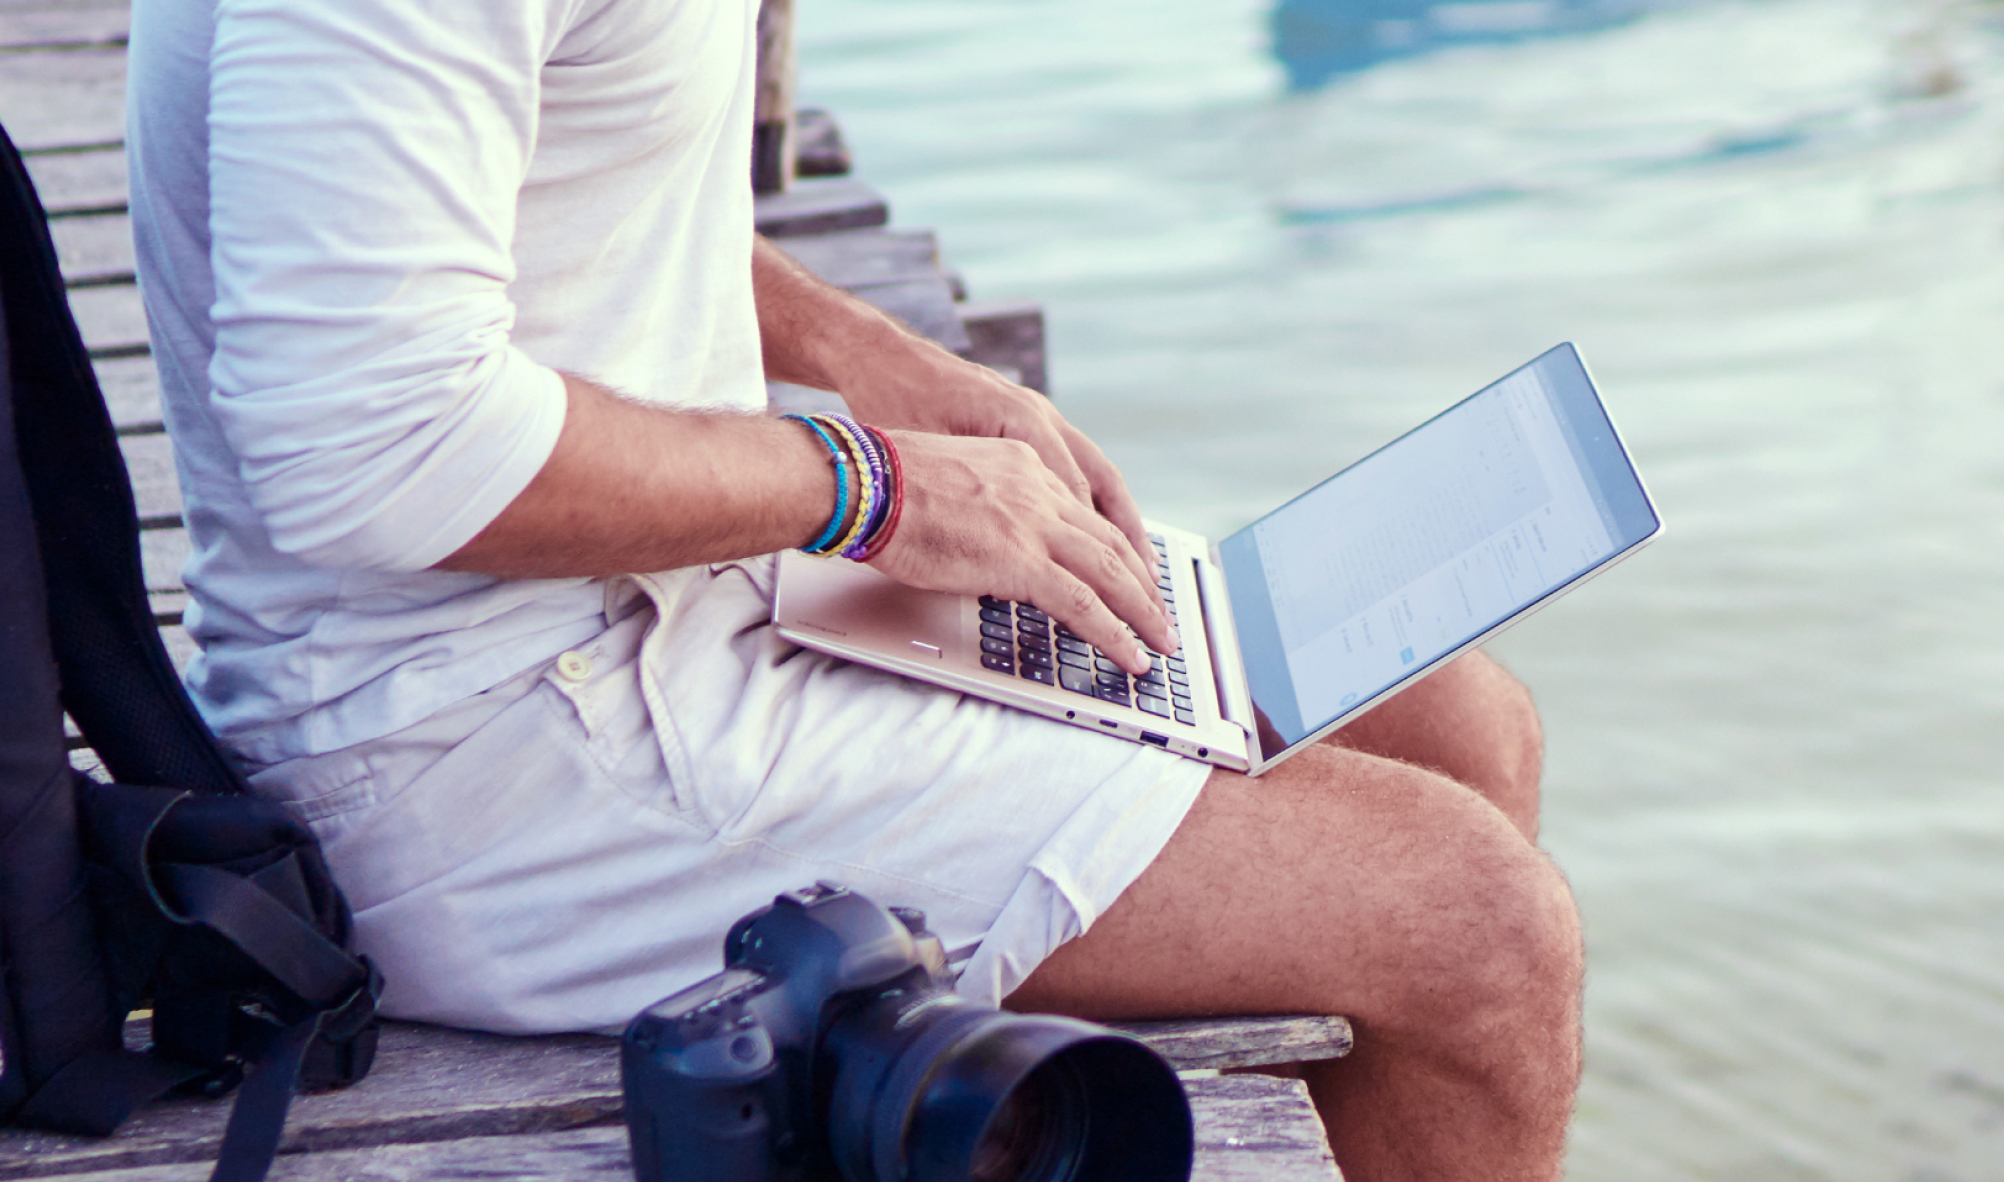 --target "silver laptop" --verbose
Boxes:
[774,344,1661,776]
